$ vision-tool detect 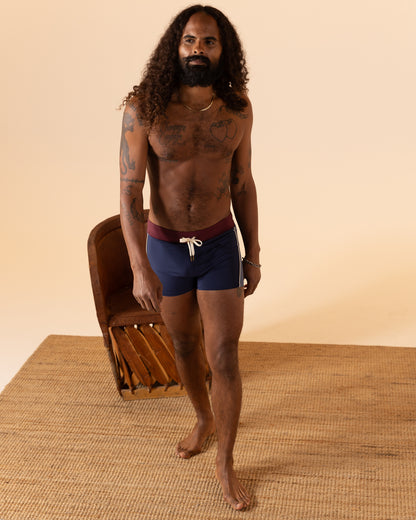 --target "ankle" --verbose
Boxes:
[196,412,214,425]
[216,454,234,468]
